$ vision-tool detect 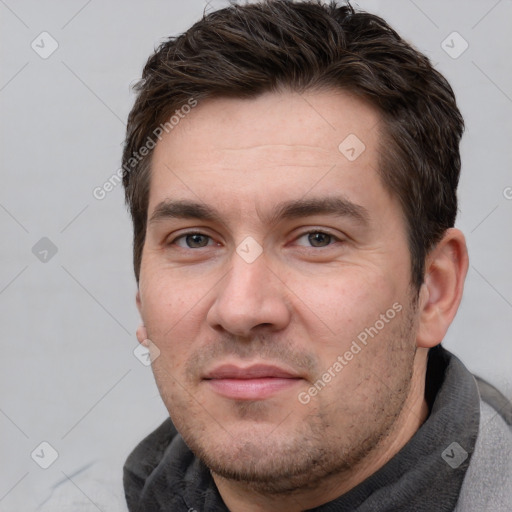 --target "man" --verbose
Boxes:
[122,1,512,510]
